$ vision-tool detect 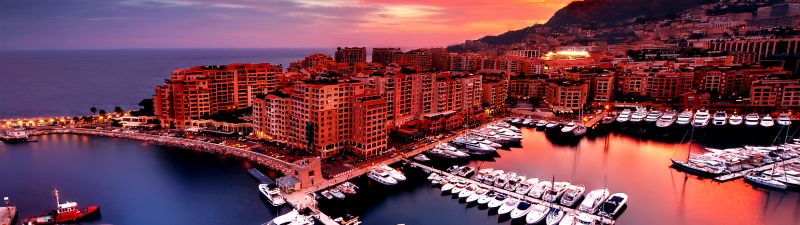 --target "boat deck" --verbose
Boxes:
[404,159,617,225]
[714,157,800,182]
[247,168,275,185]
[0,206,16,225]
